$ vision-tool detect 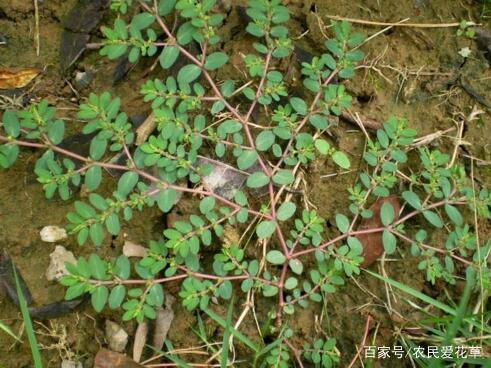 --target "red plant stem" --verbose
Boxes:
[390,229,471,265]
[145,0,294,273]
[93,271,249,286]
[241,49,292,259]
[142,3,289,269]
[141,0,294,273]
[0,134,271,220]
[291,198,468,258]
[347,314,372,368]
[245,51,272,123]
[284,338,305,368]
[271,70,338,175]
[285,283,321,306]
[203,68,271,175]
[3,2,474,360]
[276,262,288,326]
[347,164,381,233]
[288,222,310,255]
[143,2,469,321]
[140,0,272,179]
[122,141,136,168]
[200,39,208,68]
